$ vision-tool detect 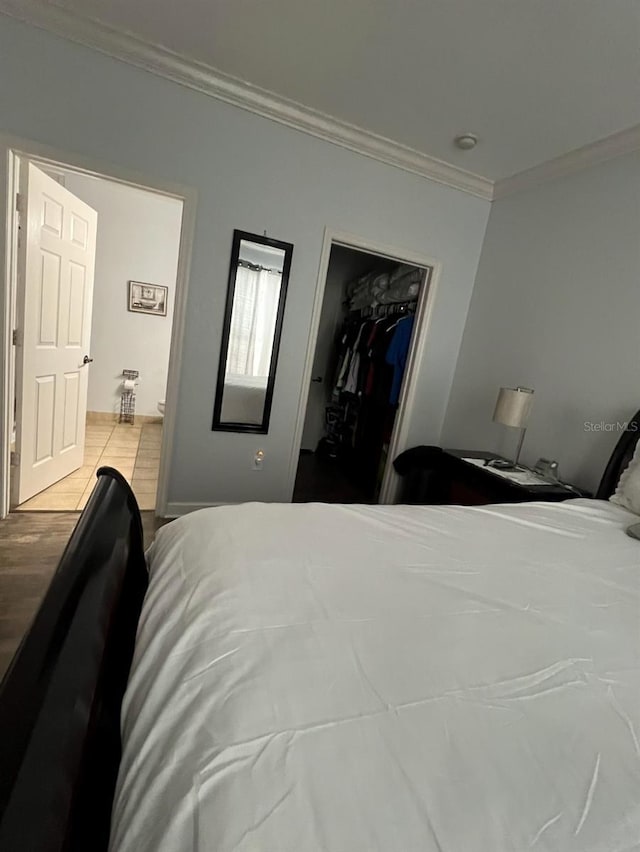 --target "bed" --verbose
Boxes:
[1,412,639,851]
[219,374,269,425]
